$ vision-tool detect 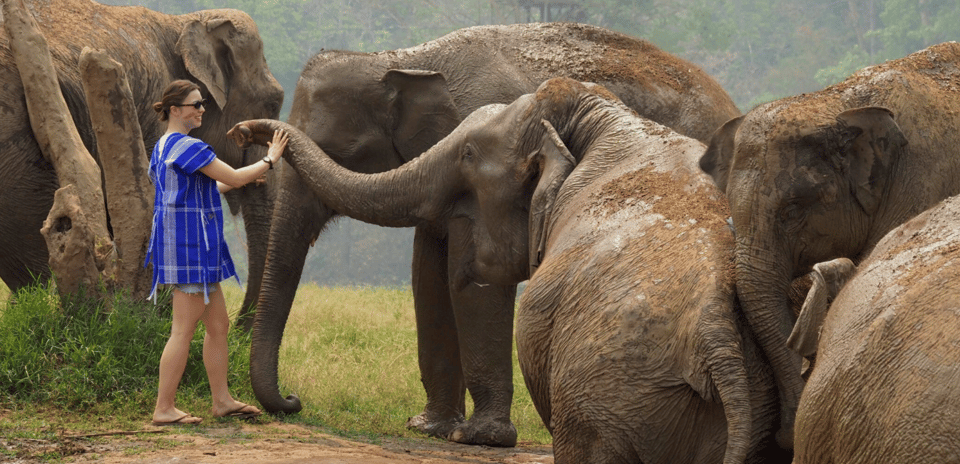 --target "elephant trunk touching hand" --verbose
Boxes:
[788,195,960,464]
[230,77,789,464]
[698,41,960,449]
[0,0,283,311]
[250,22,741,447]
